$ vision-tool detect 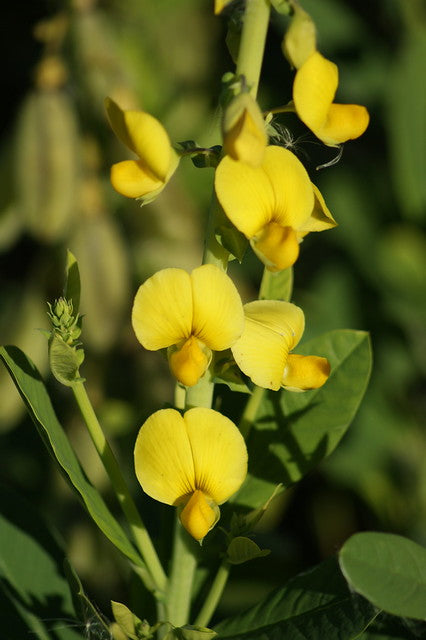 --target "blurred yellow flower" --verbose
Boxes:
[215,146,336,272]
[132,265,244,387]
[222,93,268,167]
[231,300,330,391]
[105,97,179,203]
[134,408,248,541]
[293,52,369,146]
